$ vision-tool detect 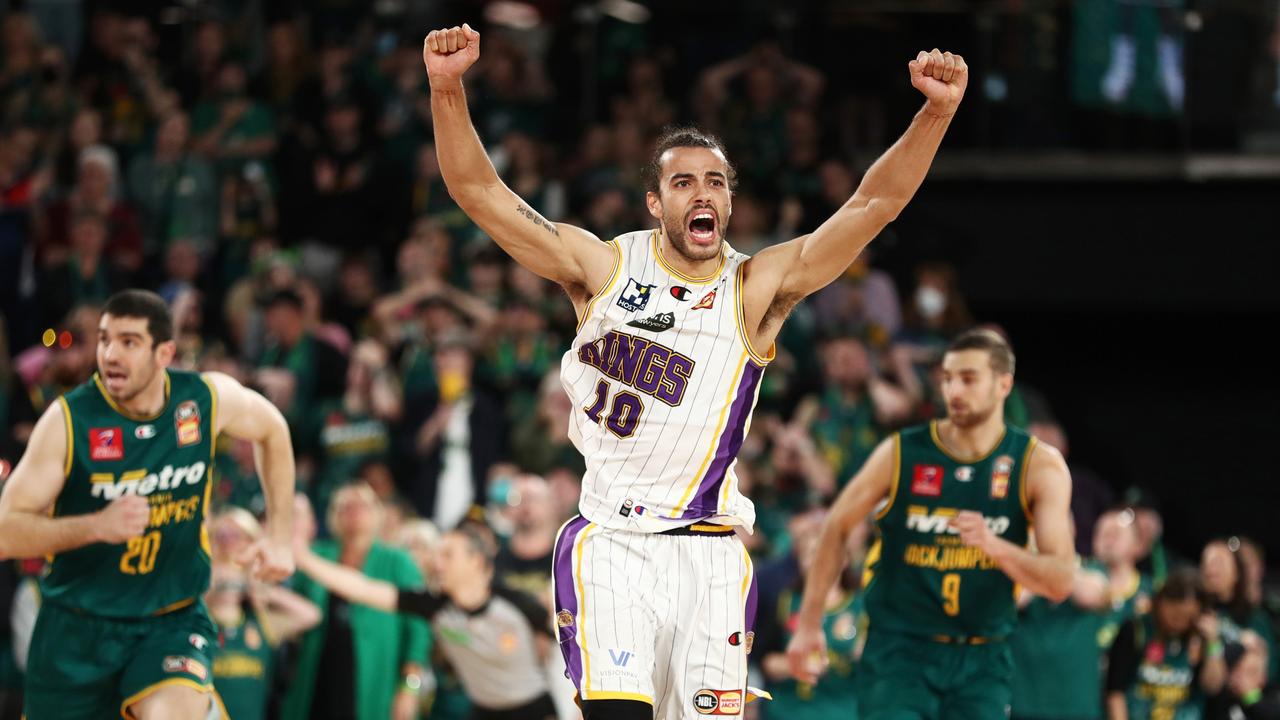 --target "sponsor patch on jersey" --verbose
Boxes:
[618,498,635,517]
[556,610,575,628]
[911,464,943,496]
[626,312,675,333]
[693,689,742,715]
[990,454,1014,499]
[617,278,656,312]
[162,656,207,680]
[671,286,691,300]
[175,401,201,447]
[89,427,124,461]
[955,466,973,482]
[692,288,717,310]
[189,633,209,650]
[134,424,156,439]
